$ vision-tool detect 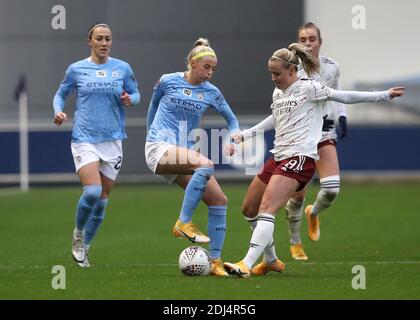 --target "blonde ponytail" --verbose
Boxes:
[270,43,319,76]
[288,43,319,76]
